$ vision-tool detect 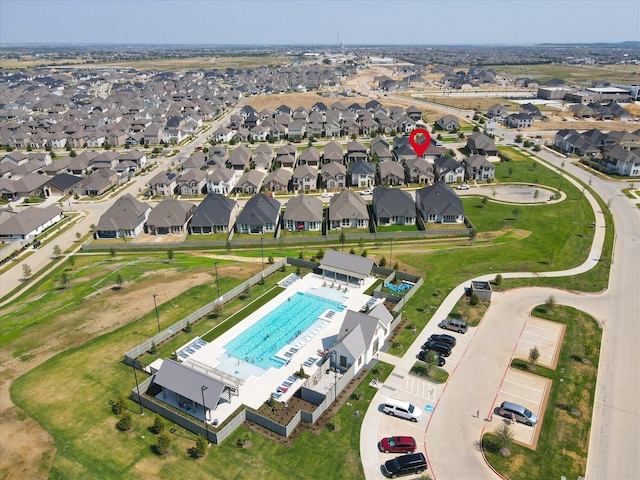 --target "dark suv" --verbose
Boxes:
[382,452,428,477]
[429,334,457,347]
[418,350,445,366]
[421,340,452,357]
